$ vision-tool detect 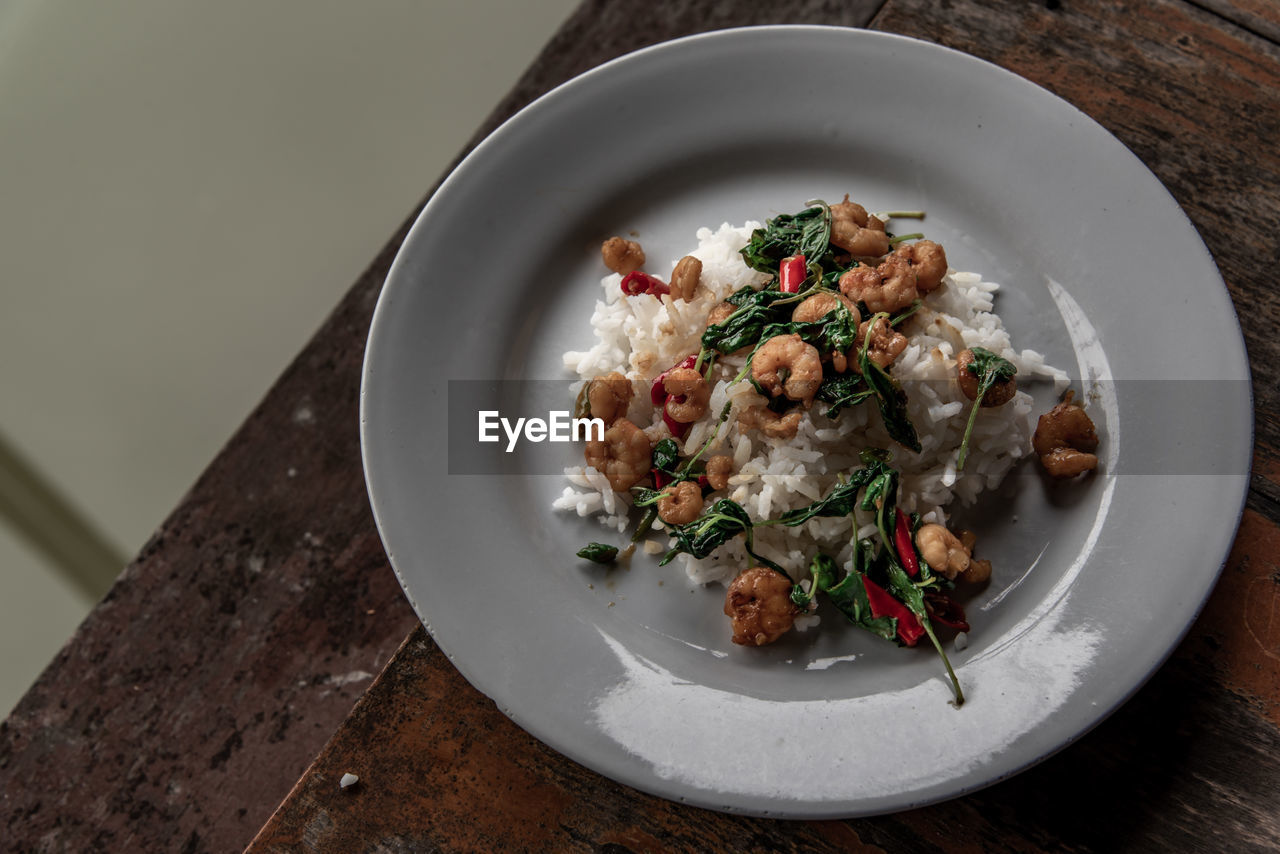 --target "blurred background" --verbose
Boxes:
[0,0,578,716]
